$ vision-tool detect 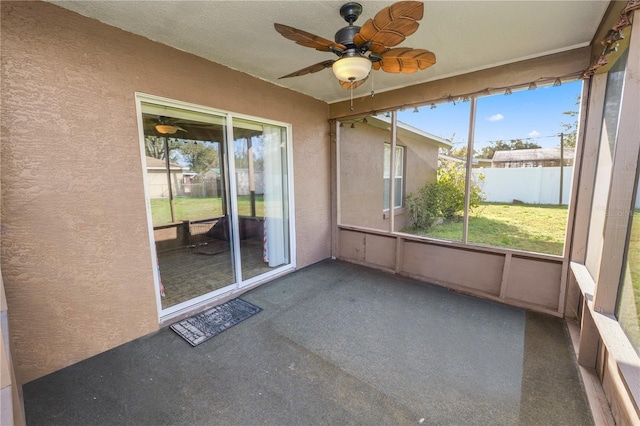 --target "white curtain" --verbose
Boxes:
[263,125,288,267]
